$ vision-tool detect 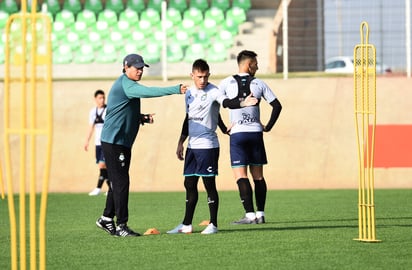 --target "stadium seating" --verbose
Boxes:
[184,43,205,62]
[127,0,146,13]
[232,0,251,11]
[63,0,82,16]
[0,0,19,14]
[167,43,184,62]
[77,9,97,27]
[189,0,209,12]
[98,9,118,26]
[105,0,125,15]
[141,43,161,63]
[74,43,95,63]
[169,0,188,13]
[53,44,73,64]
[0,0,253,65]
[55,10,76,27]
[208,42,227,62]
[119,9,139,25]
[84,0,104,15]
[96,43,118,63]
[211,0,230,11]
[45,0,62,17]
[123,43,139,56]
